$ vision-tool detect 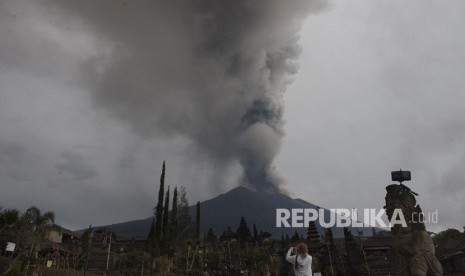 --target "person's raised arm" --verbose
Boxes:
[285,247,295,263]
